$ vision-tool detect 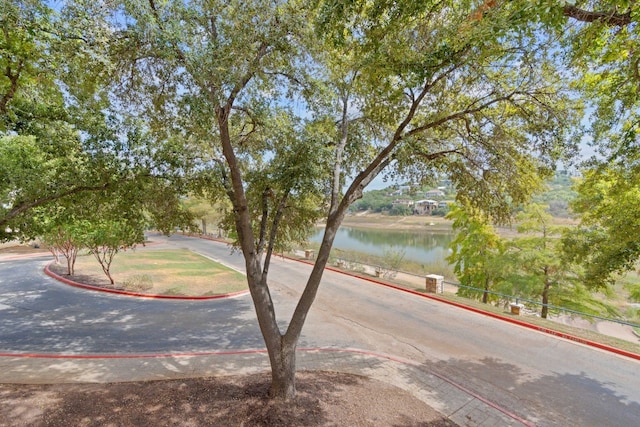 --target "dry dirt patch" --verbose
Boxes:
[0,372,456,427]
